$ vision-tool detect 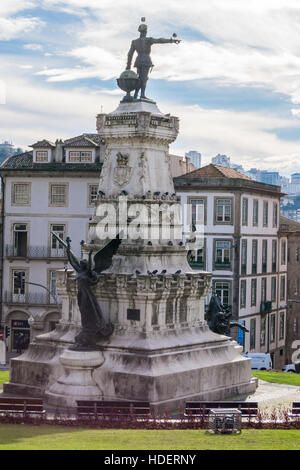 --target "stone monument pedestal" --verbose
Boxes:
[45,349,104,408]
